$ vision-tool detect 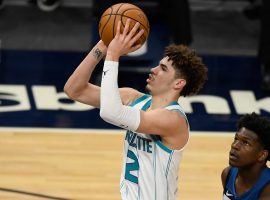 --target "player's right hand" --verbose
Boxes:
[106,19,144,61]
